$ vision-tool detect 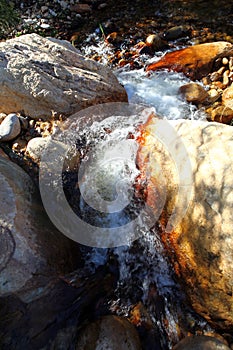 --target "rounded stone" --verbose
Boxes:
[0,113,21,142]
[174,335,230,350]
[76,315,142,350]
